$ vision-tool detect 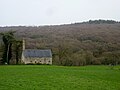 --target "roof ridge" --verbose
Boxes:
[25,49,51,50]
